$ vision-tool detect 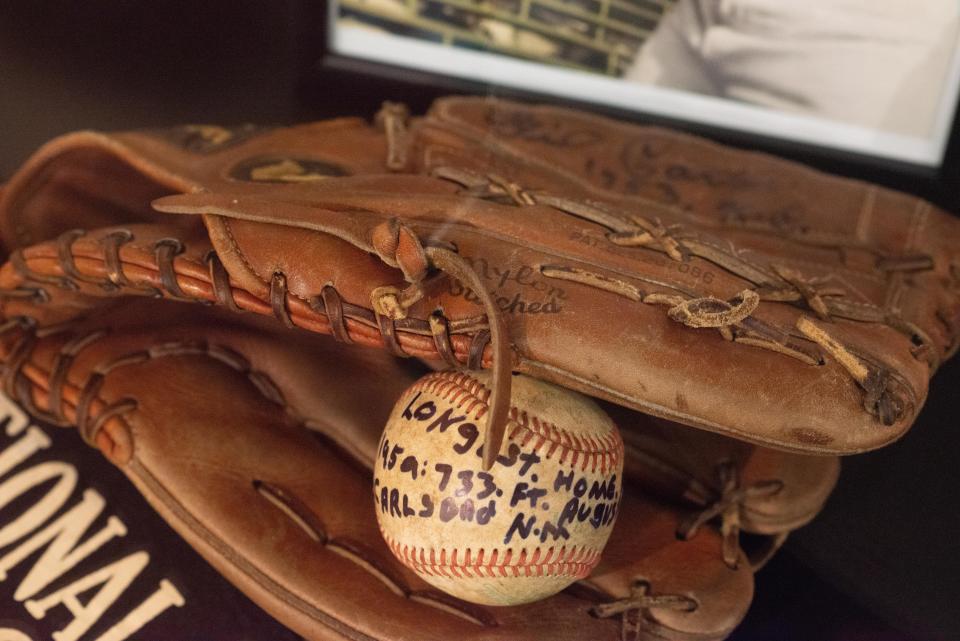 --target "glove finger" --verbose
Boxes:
[609,402,840,544]
[0,120,391,250]
[4,300,752,641]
